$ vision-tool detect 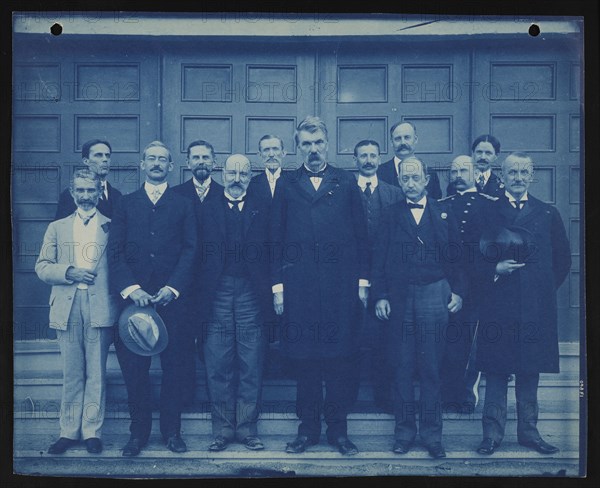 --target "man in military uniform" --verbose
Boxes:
[439,155,497,413]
